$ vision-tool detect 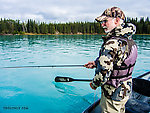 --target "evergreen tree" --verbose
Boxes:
[0,17,150,35]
